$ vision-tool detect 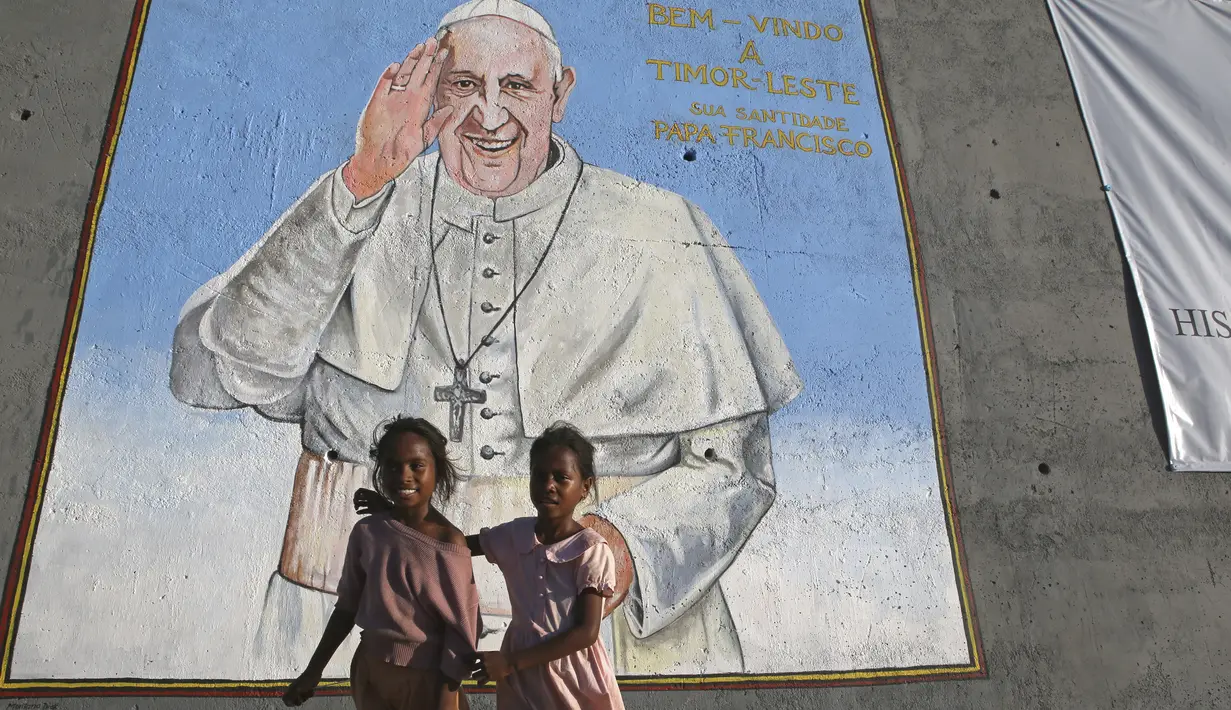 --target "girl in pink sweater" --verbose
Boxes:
[283,417,480,710]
